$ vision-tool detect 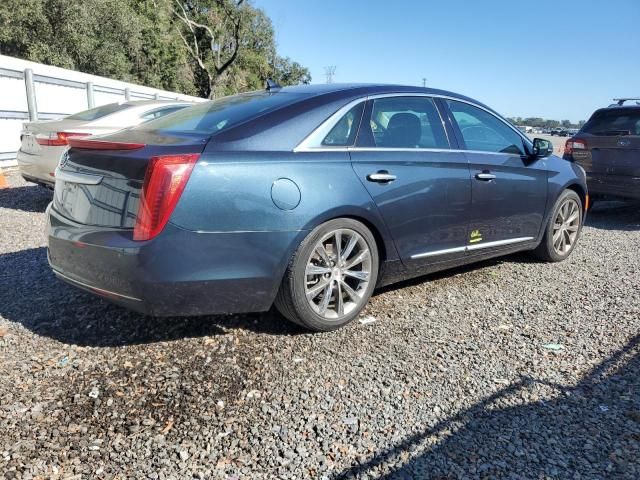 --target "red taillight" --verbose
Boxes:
[36,132,90,146]
[67,138,145,150]
[564,139,587,155]
[133,153,200,241]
